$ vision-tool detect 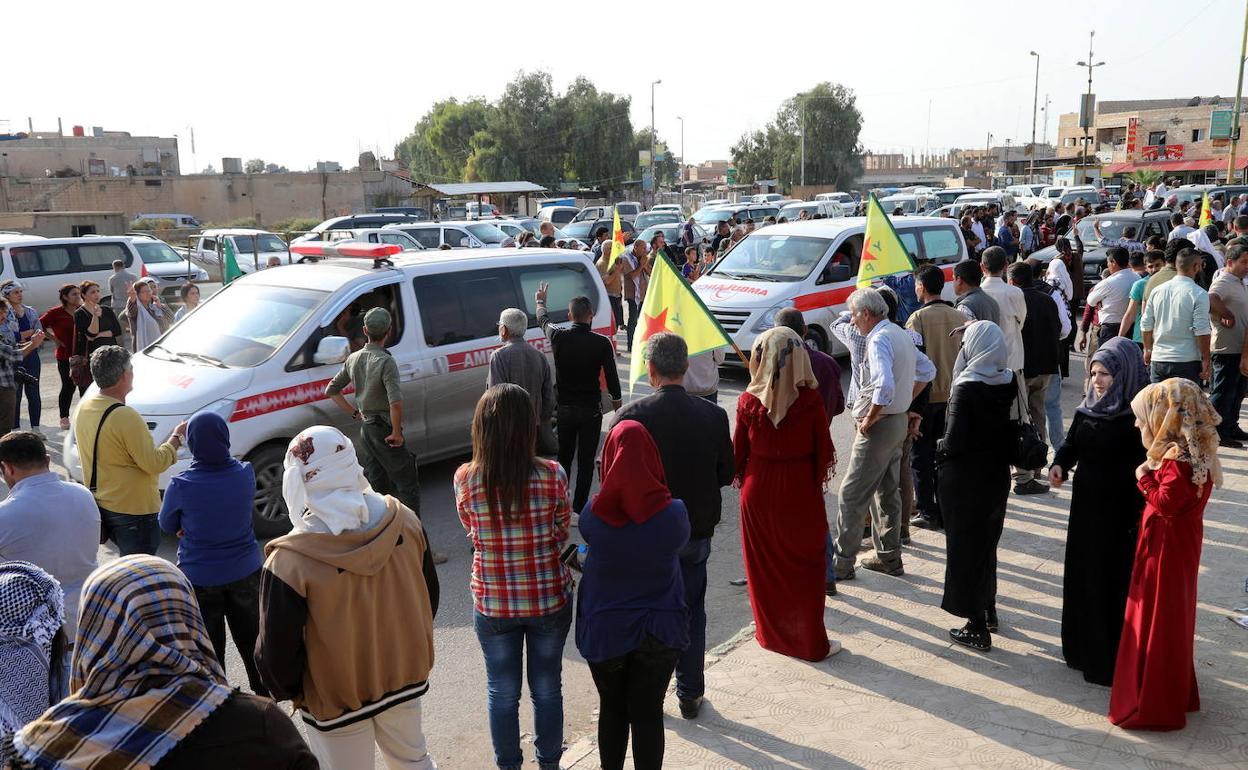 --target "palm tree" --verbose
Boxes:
[1127,169,1162,188]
